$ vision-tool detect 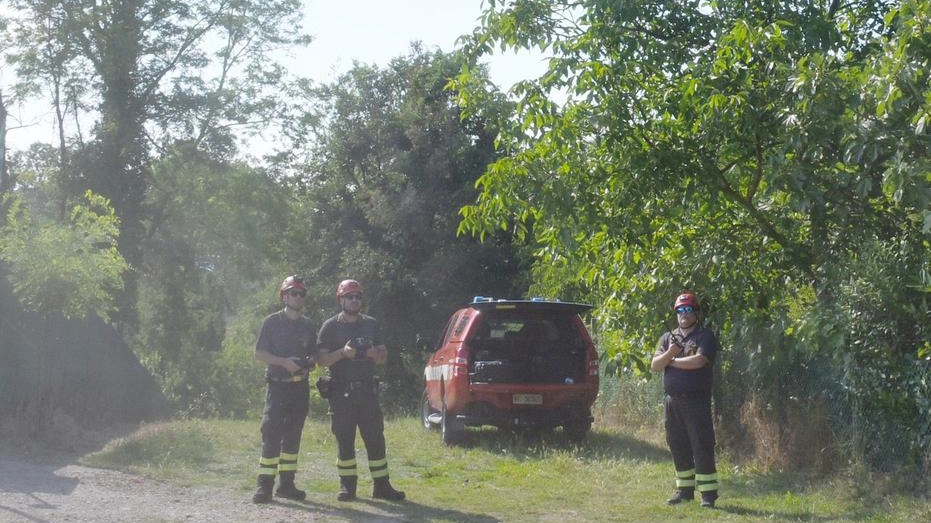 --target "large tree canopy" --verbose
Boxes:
[2,0,311,325]
[454,0,930,470]
[455,0,929,351]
